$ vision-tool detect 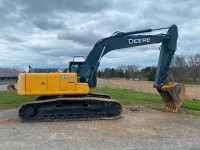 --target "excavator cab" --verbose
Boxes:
[69,61,87,82]
[69,61,84,73]
[69,60,95,84]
